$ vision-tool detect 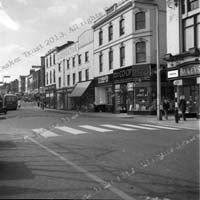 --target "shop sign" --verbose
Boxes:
[180,64,200,77]
[173,79,183,86]
[127,82,134,91]
[168,70,179,78]
[98,75,109,84]
[115,84,120,91]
